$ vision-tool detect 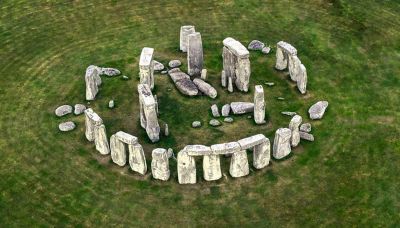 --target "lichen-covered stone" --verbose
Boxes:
[300,132,315,141]
[229,150,249,178]
[200,69,207,80]
[211,142,240,155]
[151,148,170,181]
[138,84,160,142]
[289,115,302,147]
[85,65,100,101]
[187,32,203,76]
[221,70,227,87]
[248,40,265,51]
[168,68,198,96]
[192,121,202,128]
[297,64,307,94]
[273,128,292,159]
[193,78,217,99]
[74,104,86,115]
[230,102,254,114]
[228,76,234,93]
[224,117,233,123]
[309,101,329,120]
[153,60,164,71]
[203,154,222,181]
[110,134,127,166]
[84,108,102,142]
[209,119,221,127]
[168,60,182,68]
[177,150,196,184]
[115,131,138,145]
[237,134,267,150]
[300,123,312,133]
[275,41,297,70]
